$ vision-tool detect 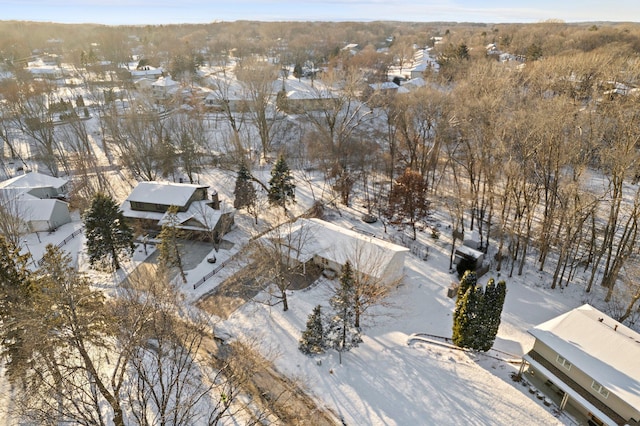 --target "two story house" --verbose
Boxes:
[120,181,234,242]
[520,304,640,426]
